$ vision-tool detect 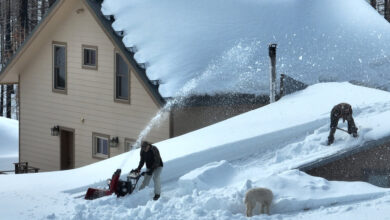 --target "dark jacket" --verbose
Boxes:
[137,145,163,171]
[328,103,358,145]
